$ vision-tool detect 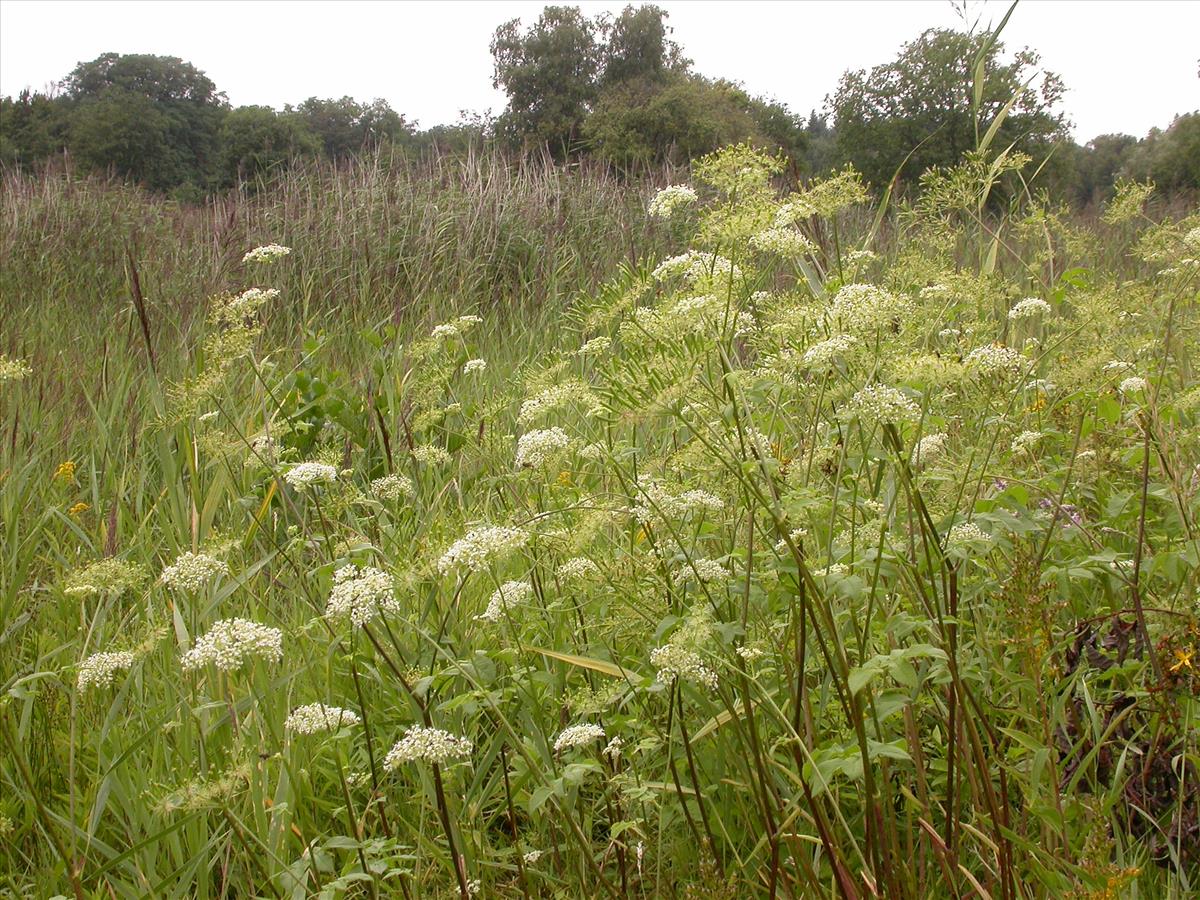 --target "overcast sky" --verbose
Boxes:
[2,0,1197,141]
